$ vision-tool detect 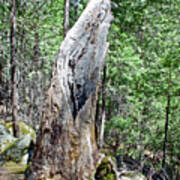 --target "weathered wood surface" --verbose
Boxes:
[26,0,112,179]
